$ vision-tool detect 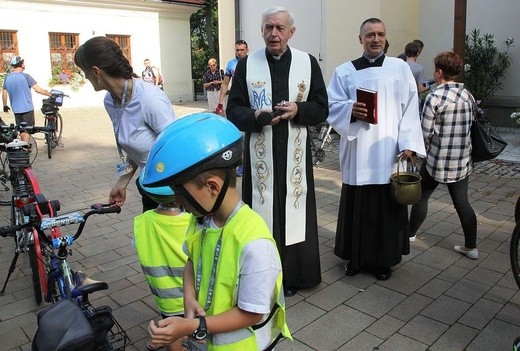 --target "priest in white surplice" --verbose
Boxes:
[327,18,426,281]
[227,6,328,296]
